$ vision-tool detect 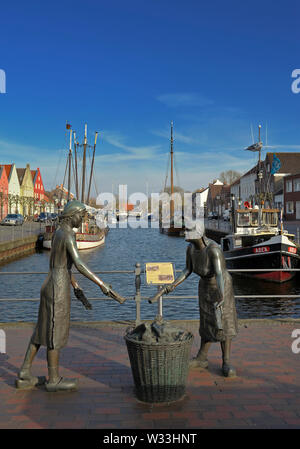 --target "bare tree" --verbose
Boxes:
[219,170,241,185]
